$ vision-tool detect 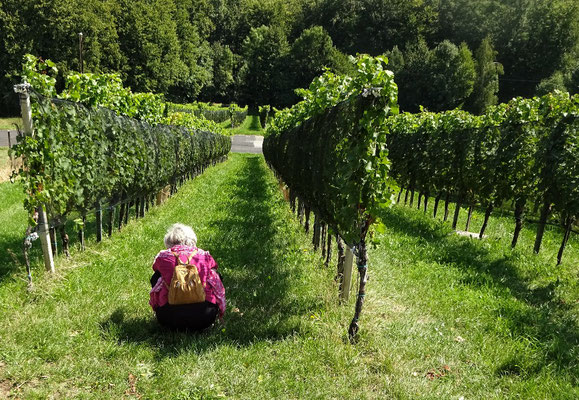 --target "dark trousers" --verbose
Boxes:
[151,271,218,331]
[155,301,218,331]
